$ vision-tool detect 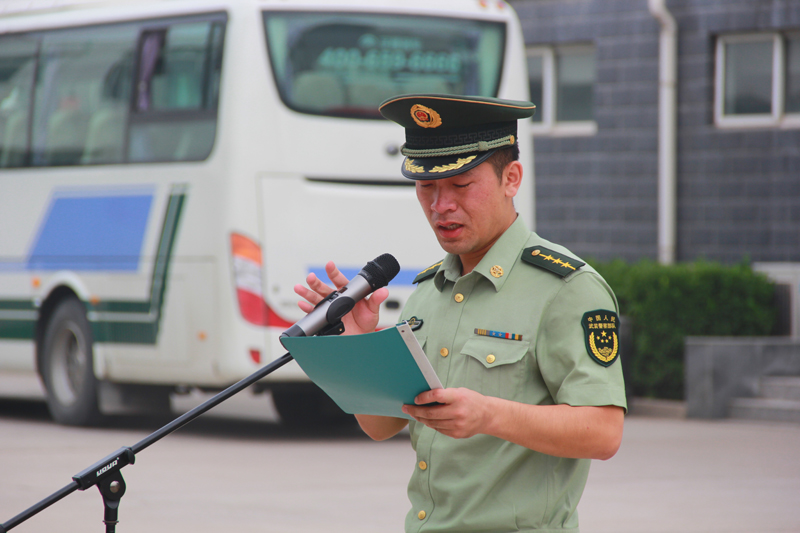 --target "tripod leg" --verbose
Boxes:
[98,471,126,533]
